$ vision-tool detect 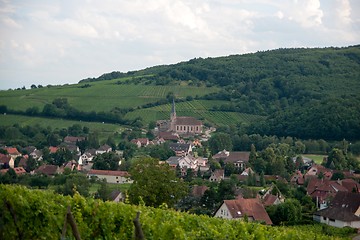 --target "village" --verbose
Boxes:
[1,100,360,230]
